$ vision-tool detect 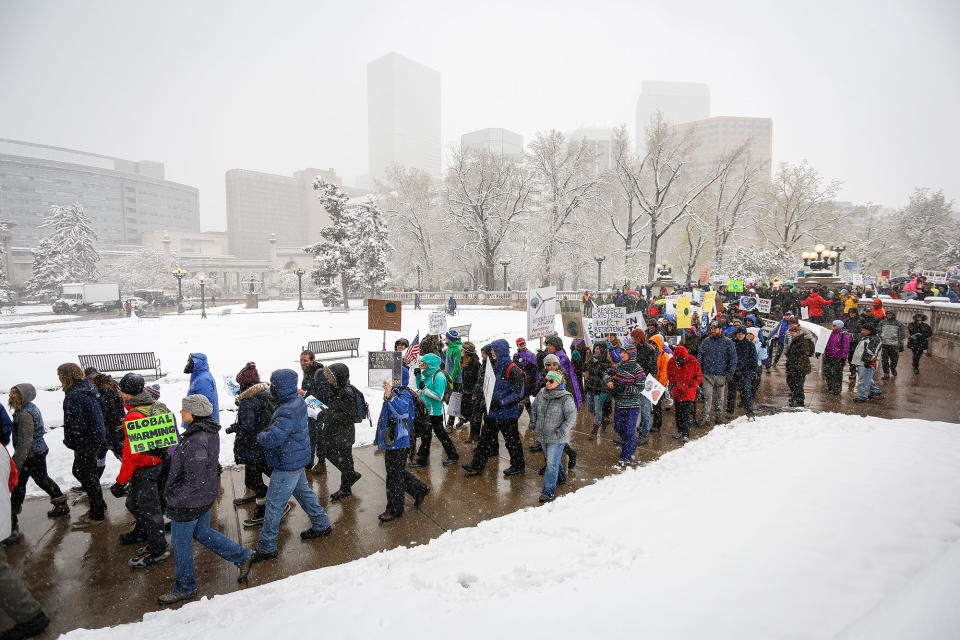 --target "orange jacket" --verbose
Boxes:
[116,404,163,484]
[648,335,671,386]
